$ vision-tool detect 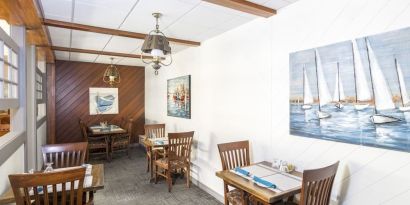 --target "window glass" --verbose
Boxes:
[0,20,10,36]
